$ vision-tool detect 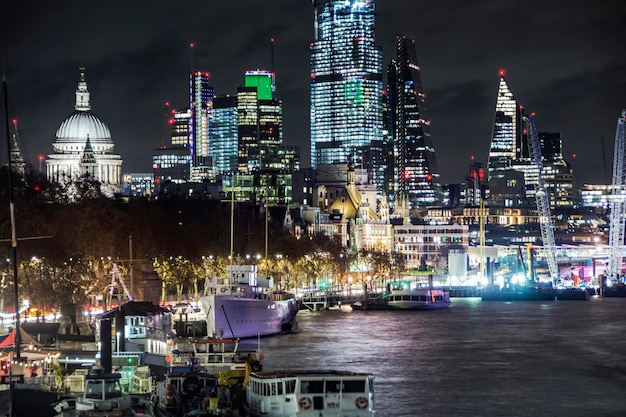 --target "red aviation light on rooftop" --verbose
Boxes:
[498,69,506,77]
[190,43,194,48]
[531,112,536,117]
[38,155,44,162]
[12,118,17,126]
